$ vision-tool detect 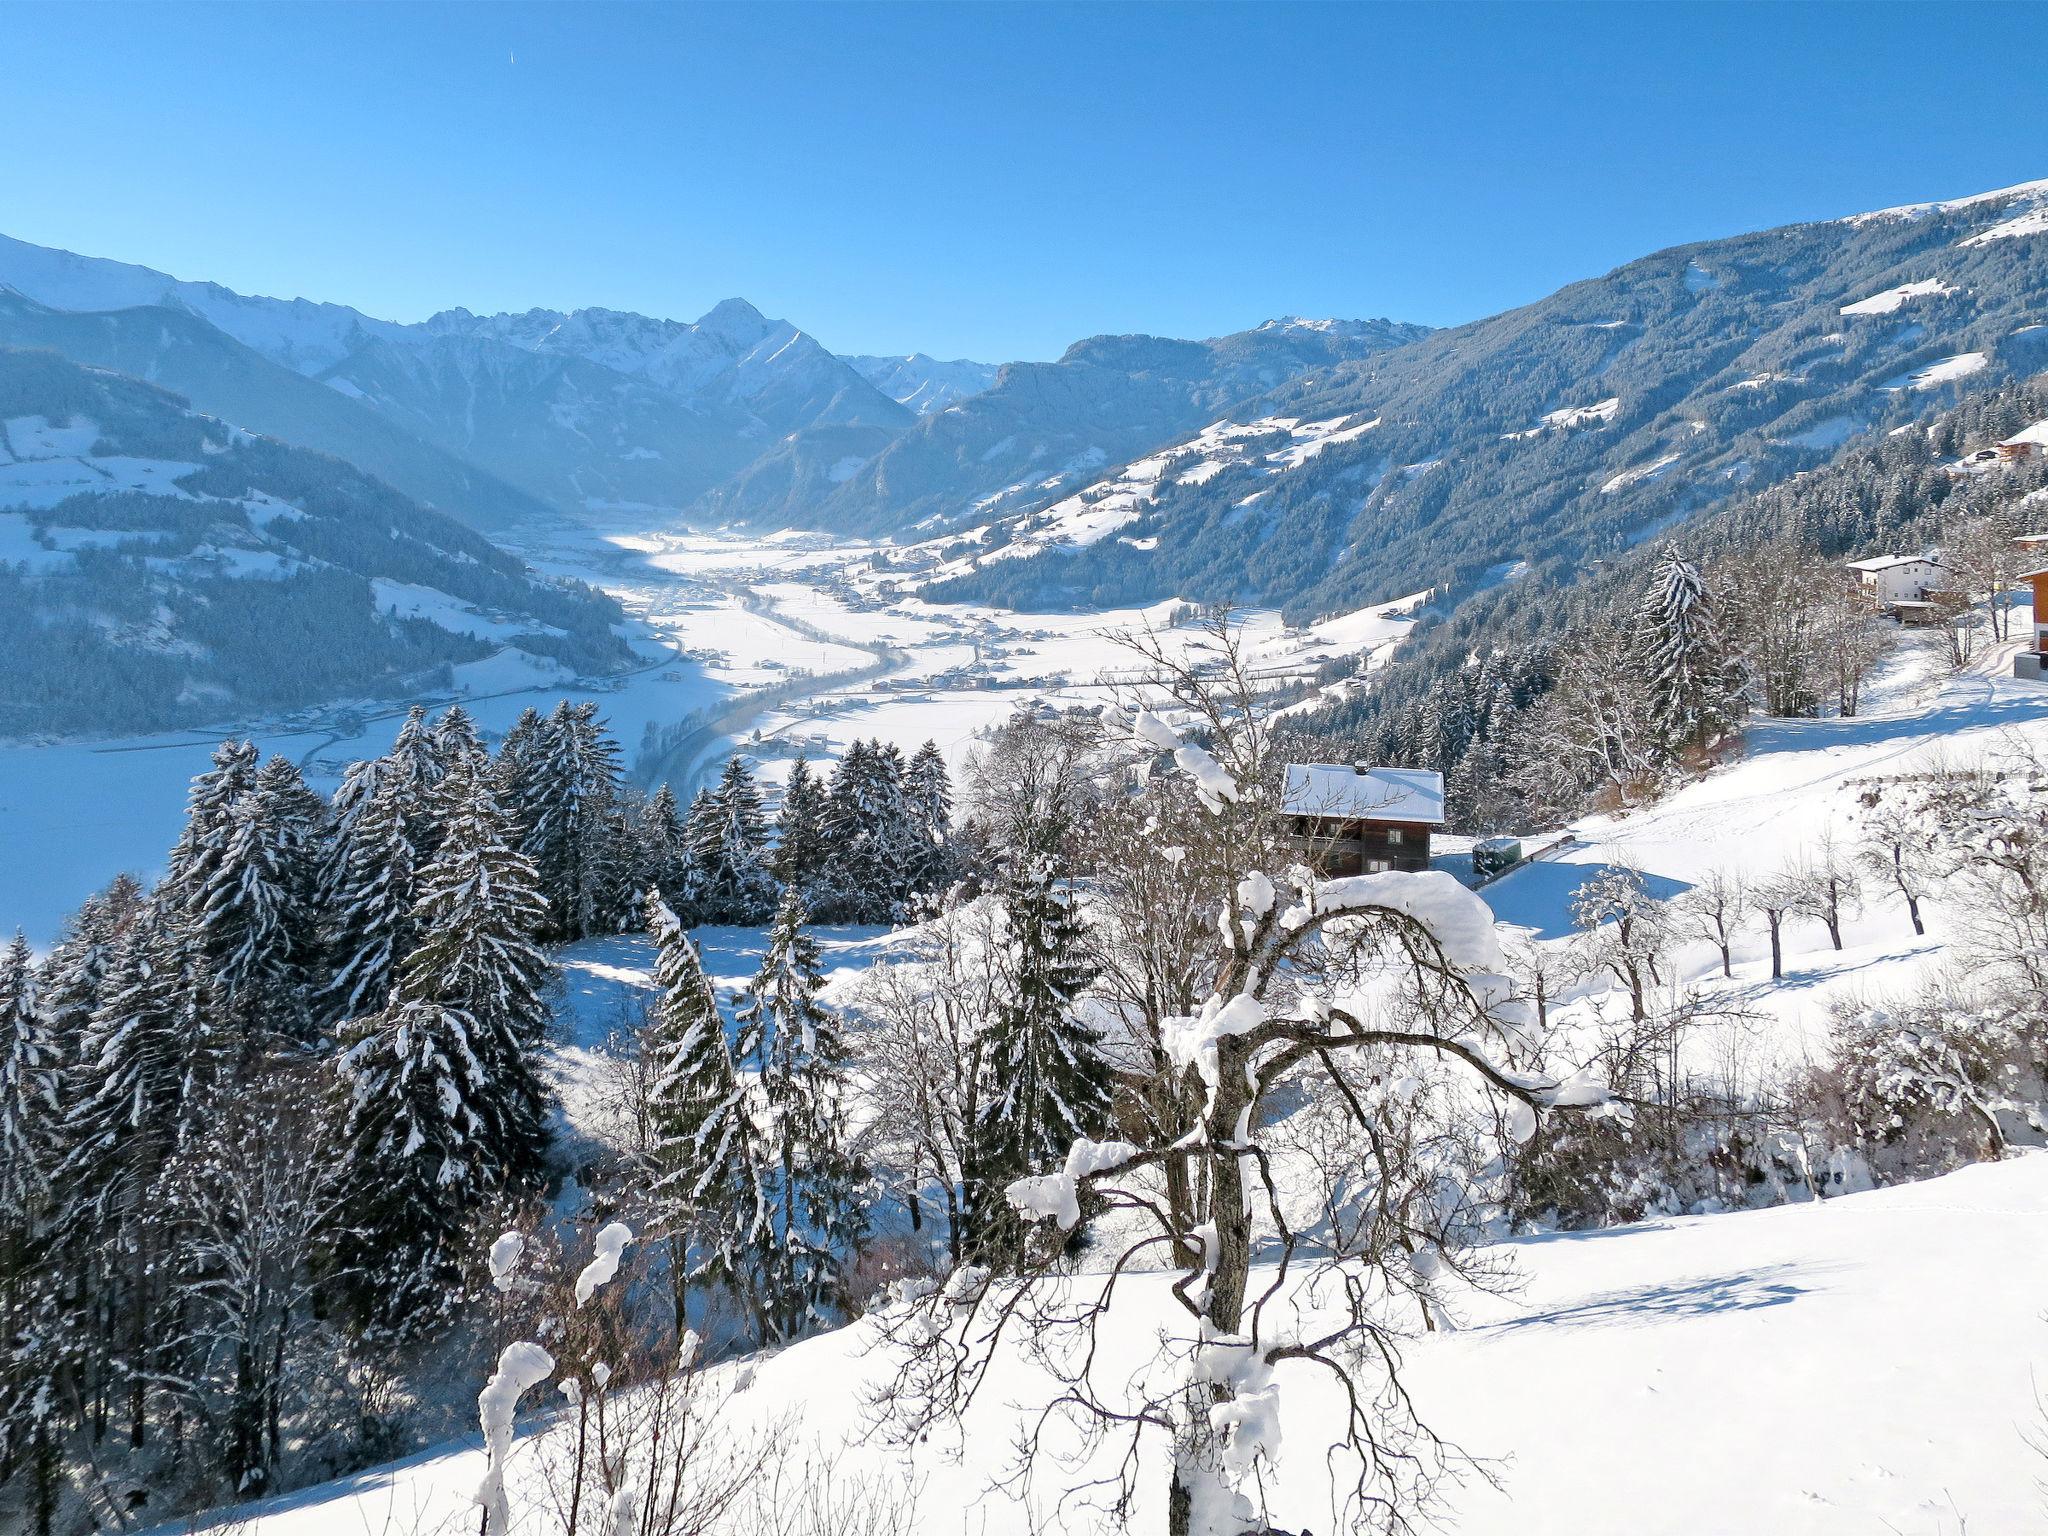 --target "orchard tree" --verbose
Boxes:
[875,615,1611,1536]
